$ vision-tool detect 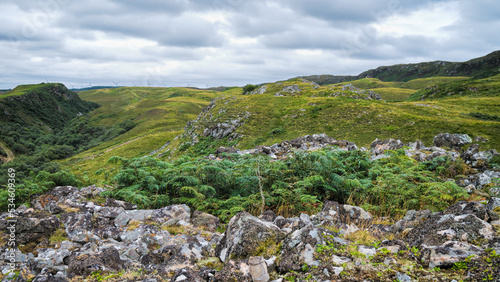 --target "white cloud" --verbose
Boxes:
[373,2,460,40]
